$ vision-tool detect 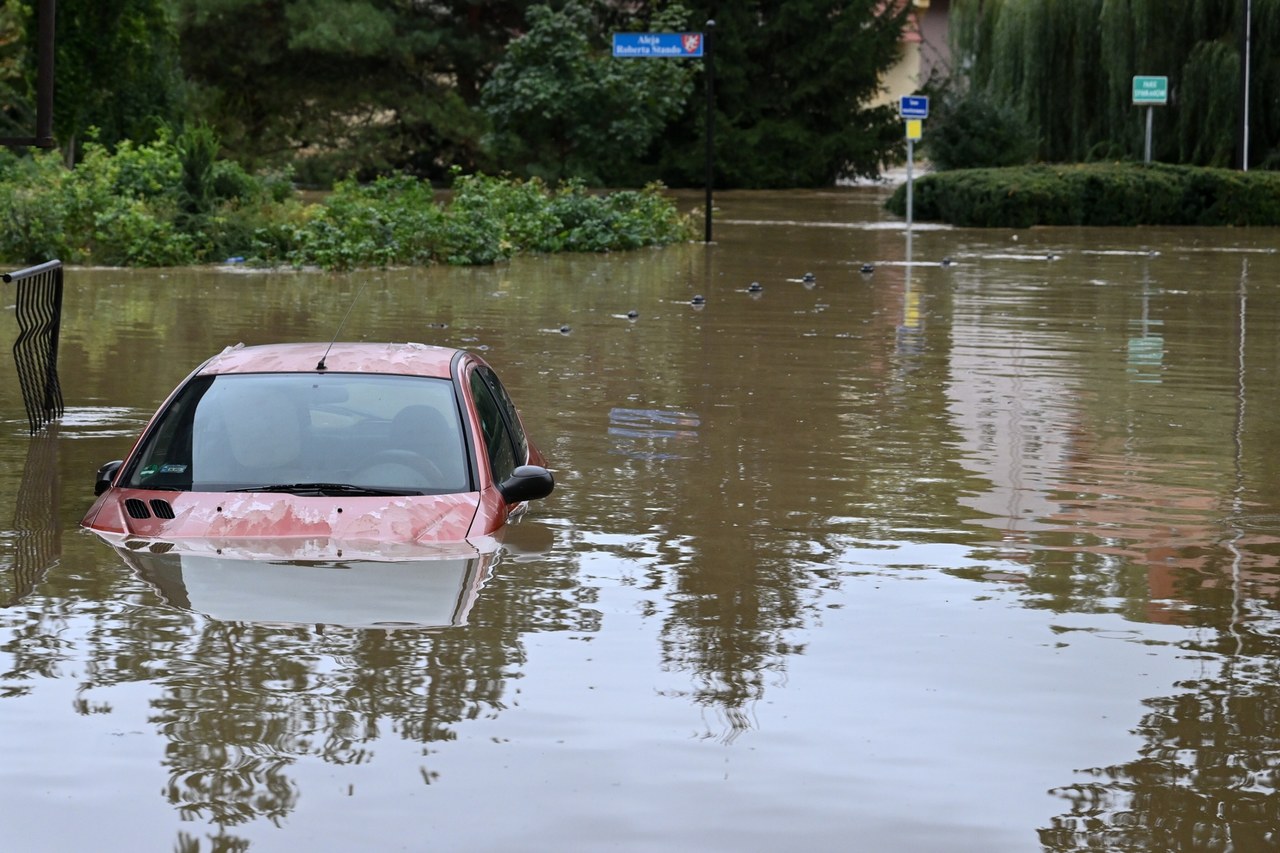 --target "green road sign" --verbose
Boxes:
[1133,76,1168,105]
